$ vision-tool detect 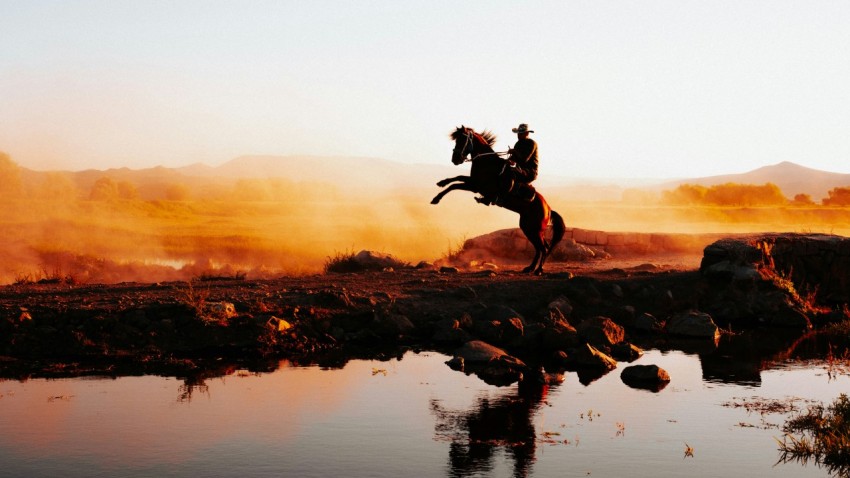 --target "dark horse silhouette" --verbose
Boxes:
[431,126,566,274]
